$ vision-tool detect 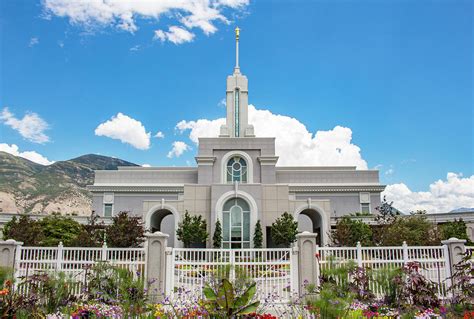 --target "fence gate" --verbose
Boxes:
[166,248,296,303]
